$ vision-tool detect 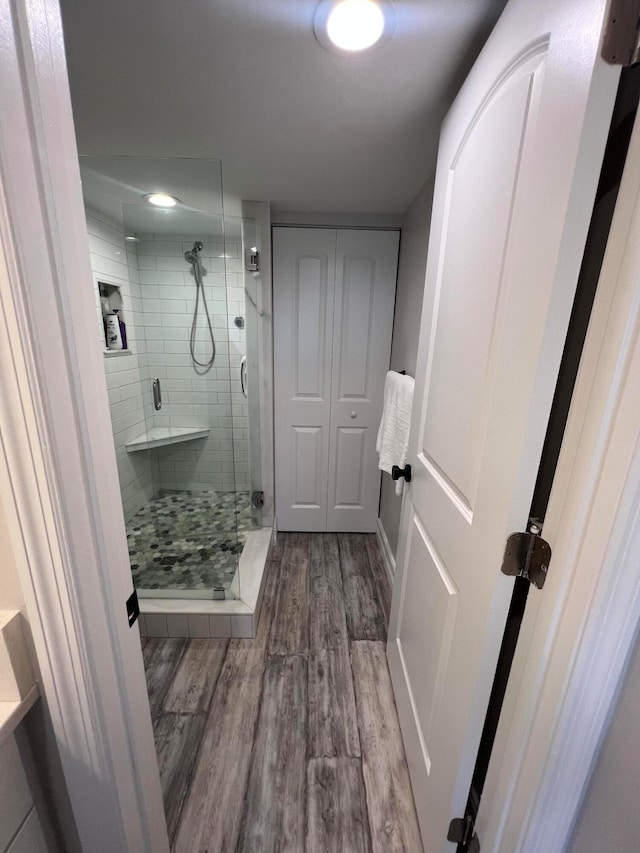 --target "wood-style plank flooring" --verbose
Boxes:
[143,532,424,852]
